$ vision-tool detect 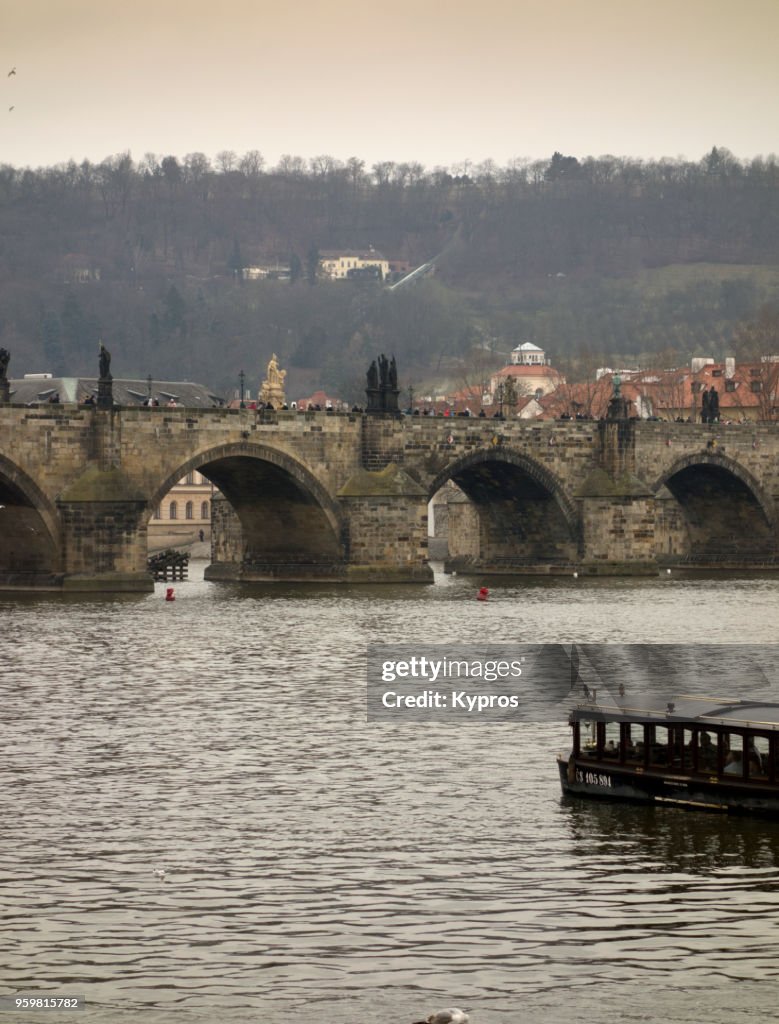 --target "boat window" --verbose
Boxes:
[747,734,770,780]
[580,721,597,757]
[623,723,645,765]
[697,729,718,771]
[723,732,744,777]
[648,725,670,766]
[668,728,694,769]
[602,721,620,759]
